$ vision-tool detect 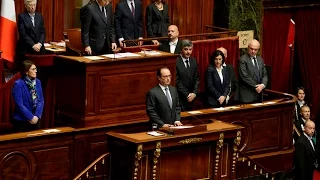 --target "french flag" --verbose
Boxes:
[0,0,17,62]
